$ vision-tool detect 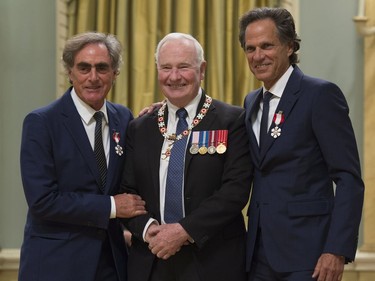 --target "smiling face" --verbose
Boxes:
[68,43,117,110]
[156,39,206,108]
[244,18,293,89]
